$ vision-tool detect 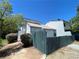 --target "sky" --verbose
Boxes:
[10,0,79,24]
